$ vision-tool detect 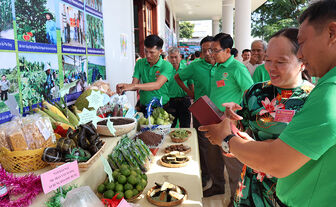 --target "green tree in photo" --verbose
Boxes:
[15,0,49,43]
[0,0,13,36]
[252,0,308,41]
[179,21,194,39]
[86,15,104,49]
